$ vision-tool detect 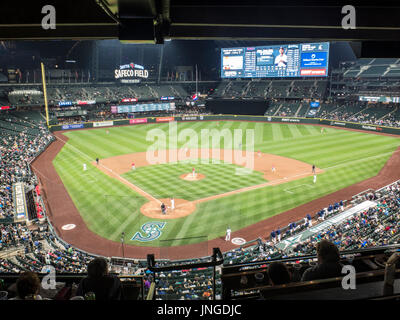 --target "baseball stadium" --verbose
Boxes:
[1,1,400,303]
